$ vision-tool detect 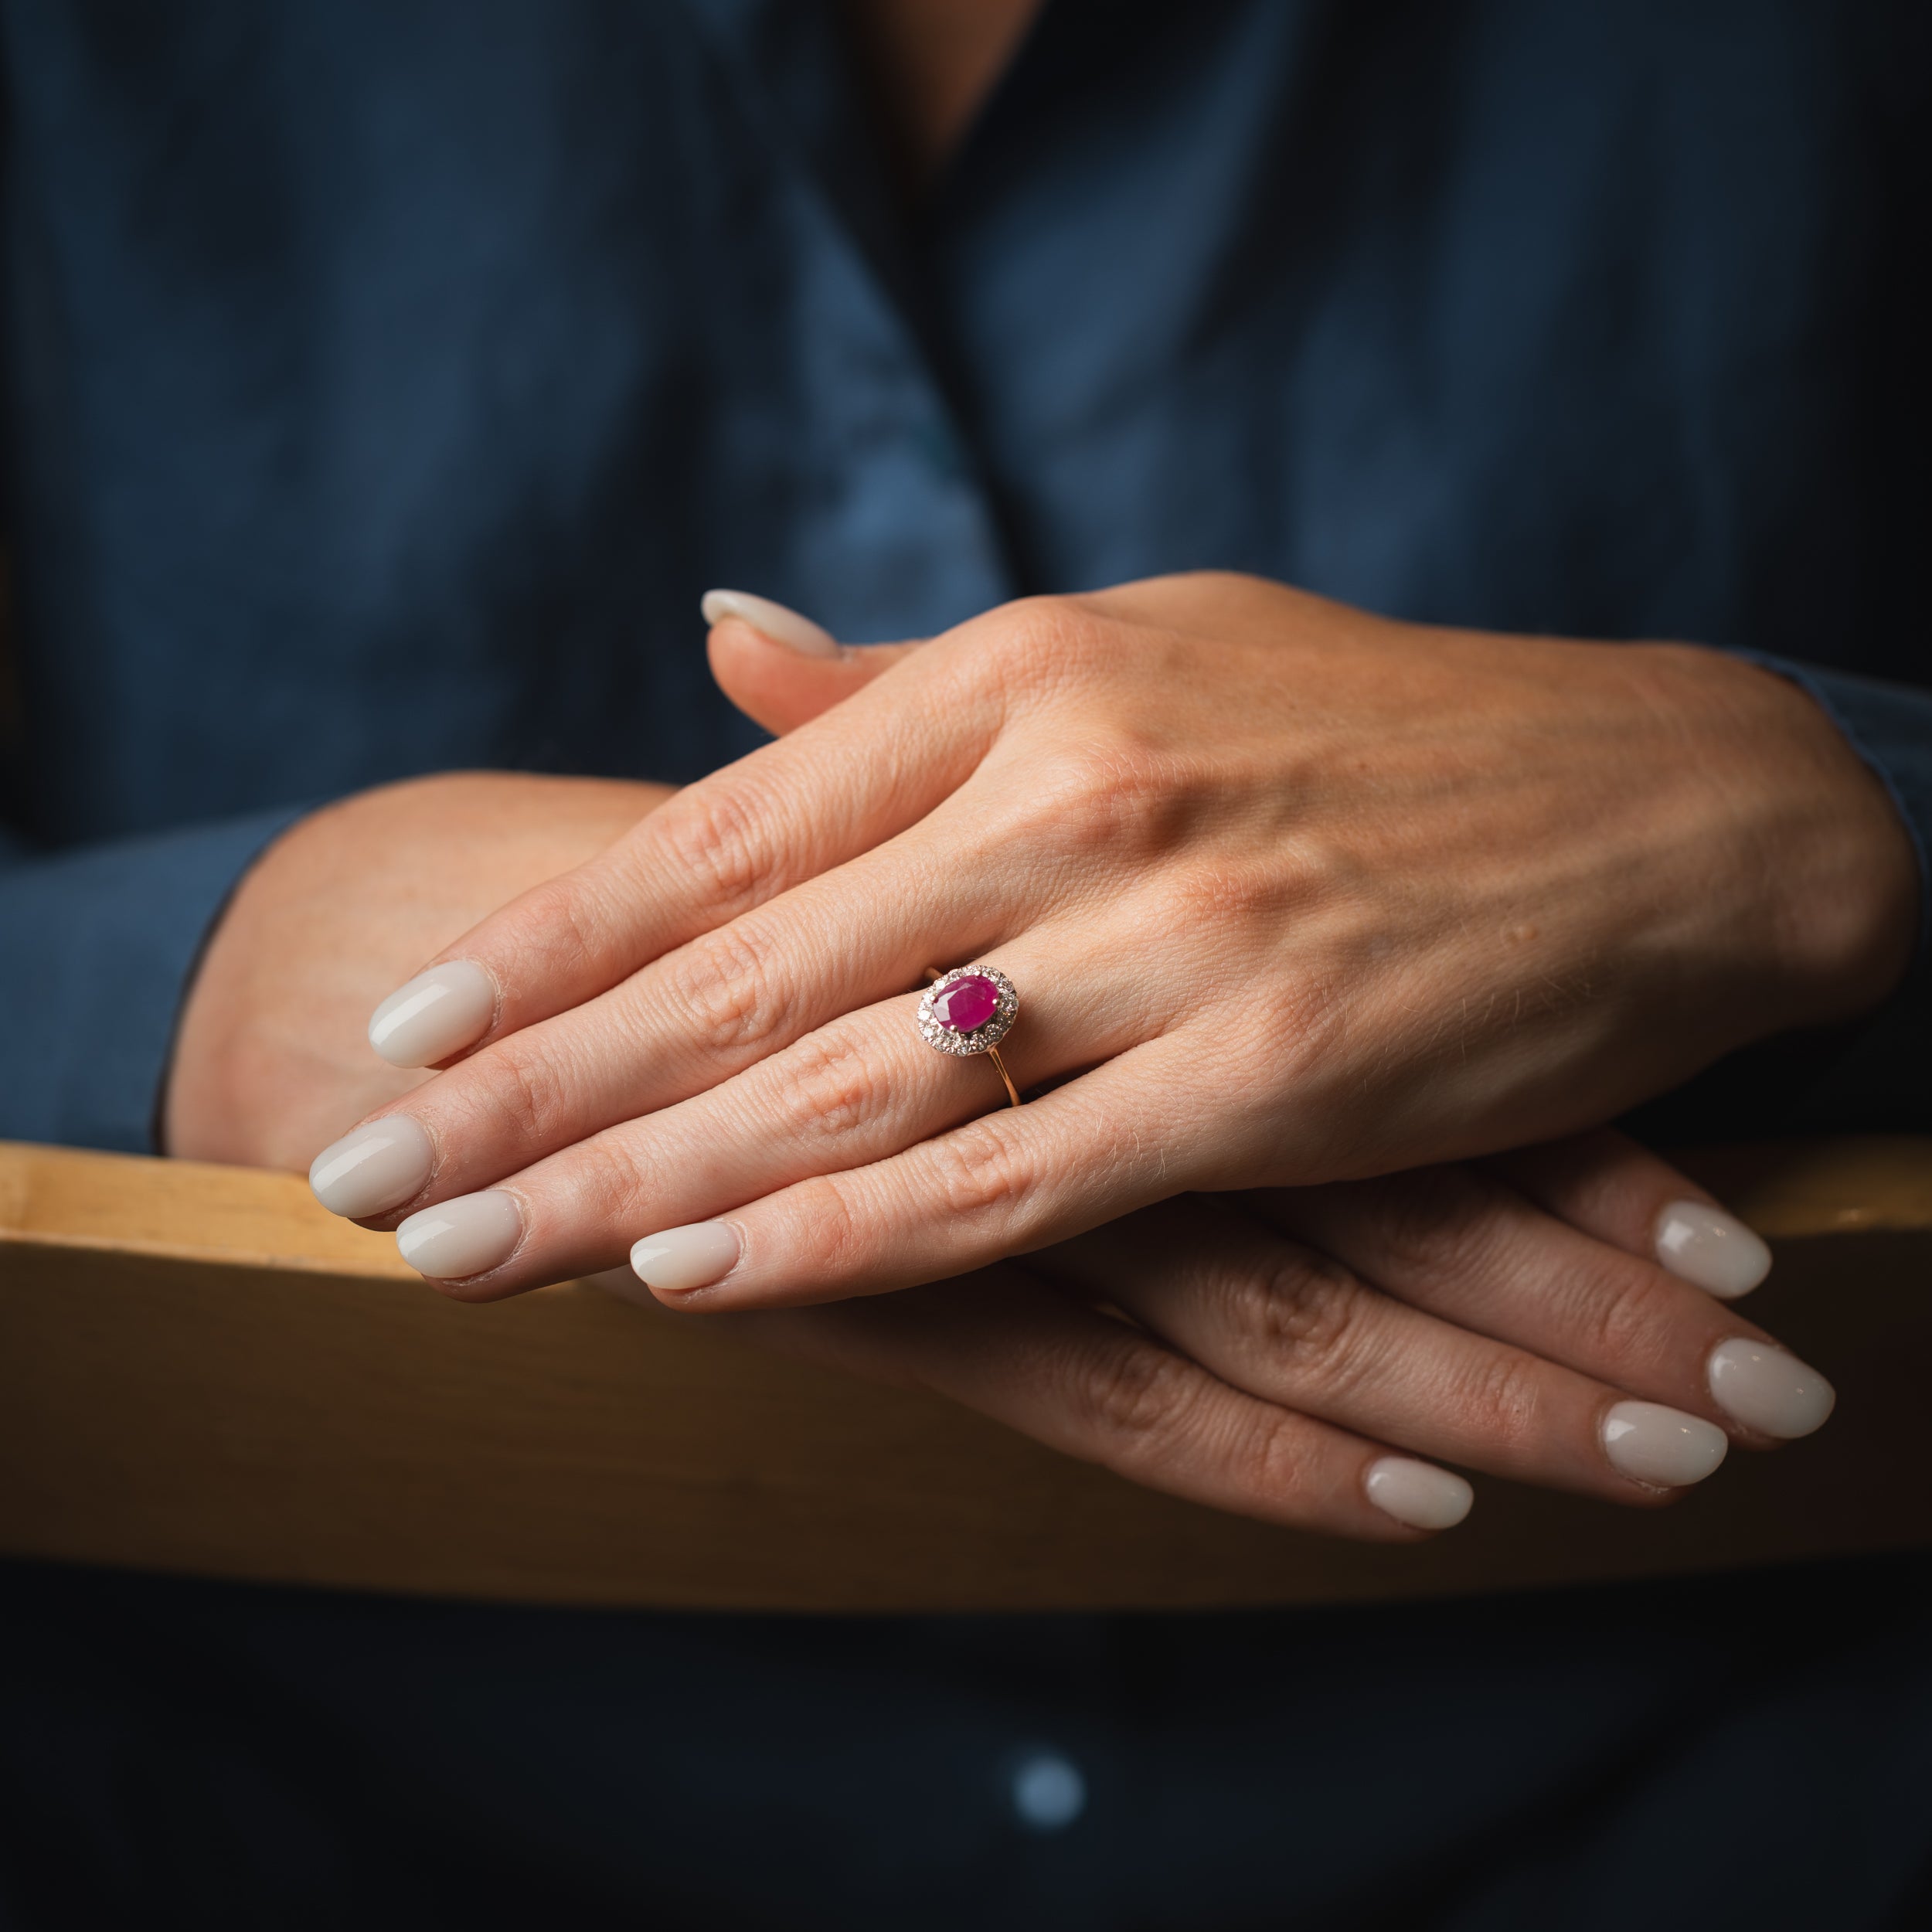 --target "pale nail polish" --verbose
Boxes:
[630,1221,741,1294]
[699,588,839,658]
[367,960,497,1068]
[1654,1199,1771,1299]
[395,1190,523,1280]
[308,1116,433,1218]
[1708,1338,1836,1439]
[1364,1457,1474,1531]
[1601,1400,1730,1488]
